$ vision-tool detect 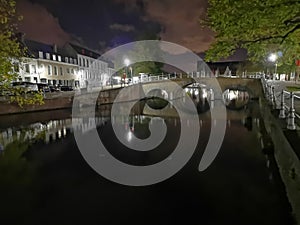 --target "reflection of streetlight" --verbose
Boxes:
[268,53,278,80]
